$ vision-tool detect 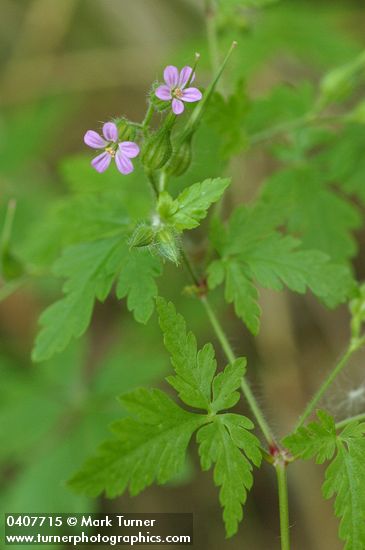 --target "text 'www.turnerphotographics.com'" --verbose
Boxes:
[4,513,193,546]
